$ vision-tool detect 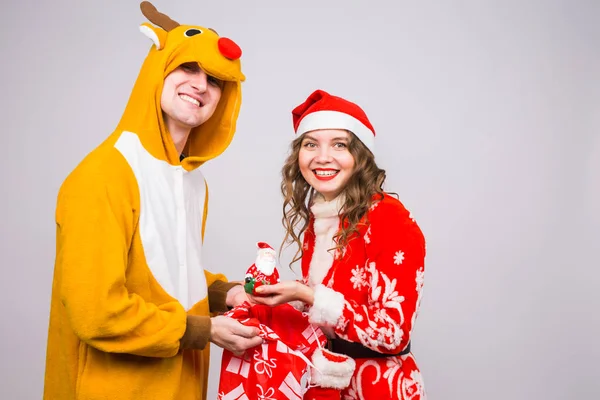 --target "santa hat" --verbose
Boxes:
[292,89,375,153]
[309,347,356,390]
[256,242,276,258]
[257,242,274,250]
